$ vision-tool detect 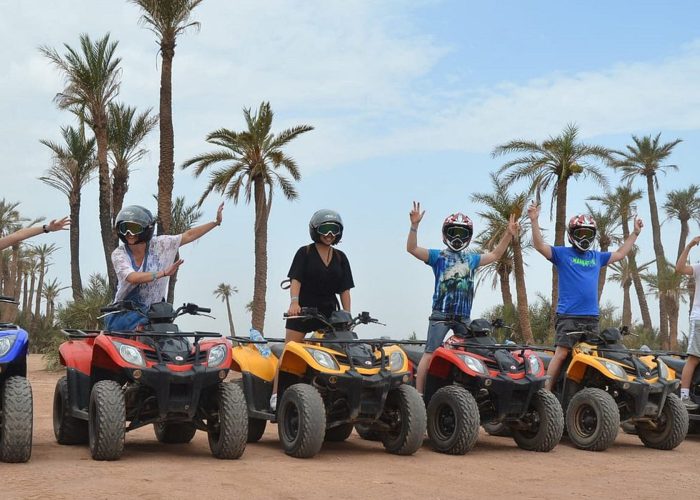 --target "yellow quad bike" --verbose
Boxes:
[542,325,688,451]
[230,308,426,458]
